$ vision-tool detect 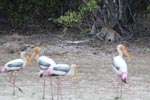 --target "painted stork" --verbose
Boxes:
[112,44,130,99]
[41,64,79,100]
[0,51,29,95]
[29,47,56,99]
